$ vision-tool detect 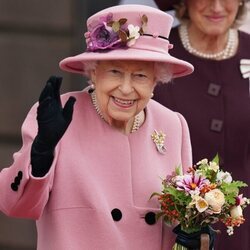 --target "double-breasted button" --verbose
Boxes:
[207,83,221,96]
[111,208,122,221]
[11,183,18,192]
[14,176,21,185]
[210,119,223,132]
[145,212,156,225]
[17,171,23,179]
[10,170,23,192]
